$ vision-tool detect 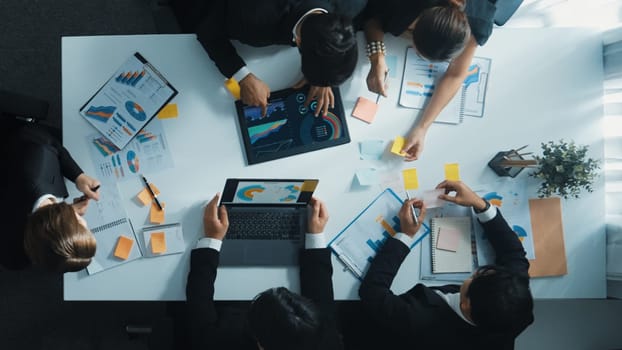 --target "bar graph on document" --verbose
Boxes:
[86,118,174,183]
[399,47,449,109]
[329,189,429,278]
